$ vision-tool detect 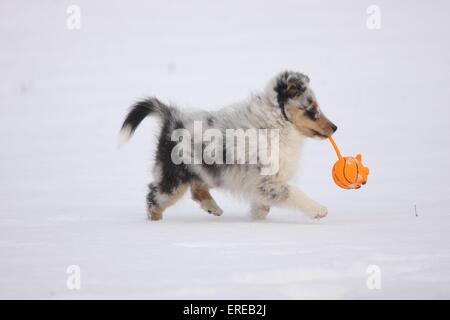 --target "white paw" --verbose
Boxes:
[250,205,270,220]
[201,200,223,216]
[251,211,269,220]
[305,205,328,220]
